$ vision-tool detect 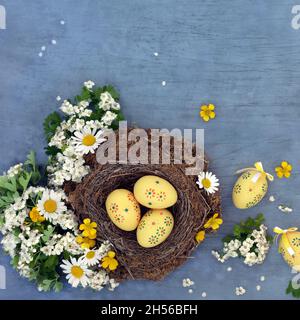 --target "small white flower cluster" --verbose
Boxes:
[17,227,42,278]
[101,110,118,126]
[99,92,120,111]
[89,270,119,291]
[235,286,246,296]
[60,100,92,118]
[1,233,20,257]
[41,232,83,256]
[47,83,122,188]
[47,118,99,187]
[0,186,45,234]
[212,225,270,266]
[182,278,194,288]
[3,163,23,178]
[84,80,95,90]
